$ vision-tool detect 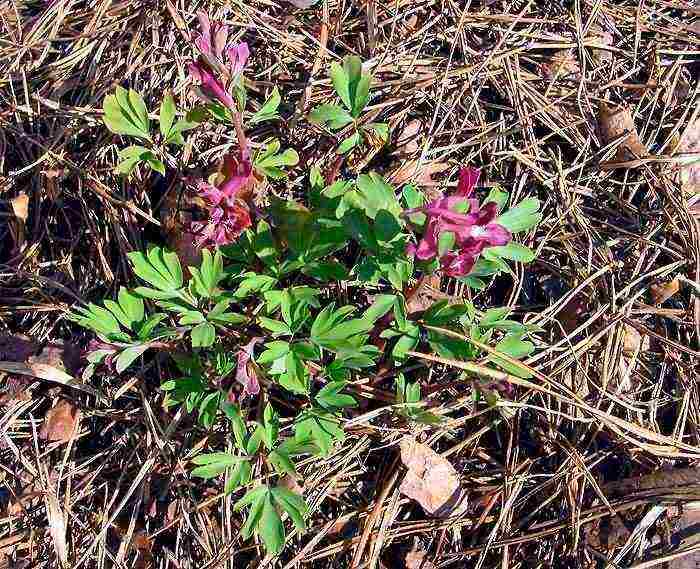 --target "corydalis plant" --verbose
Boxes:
[192,147,254,247]
[187,13,298,248]
[404,167,541,282]
[189,12,248,112]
